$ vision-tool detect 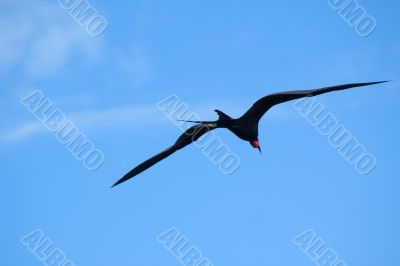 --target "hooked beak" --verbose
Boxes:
[251,140,262,154]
